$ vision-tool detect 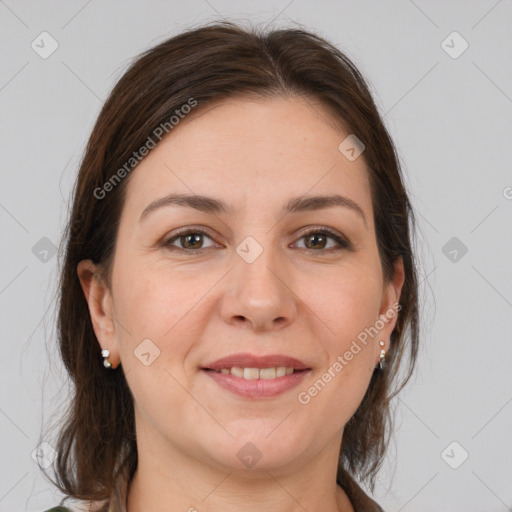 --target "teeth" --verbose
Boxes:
[216,366,298,379]
[243,367,259,380]
[231,367,244,378]
[260,368,276,379]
